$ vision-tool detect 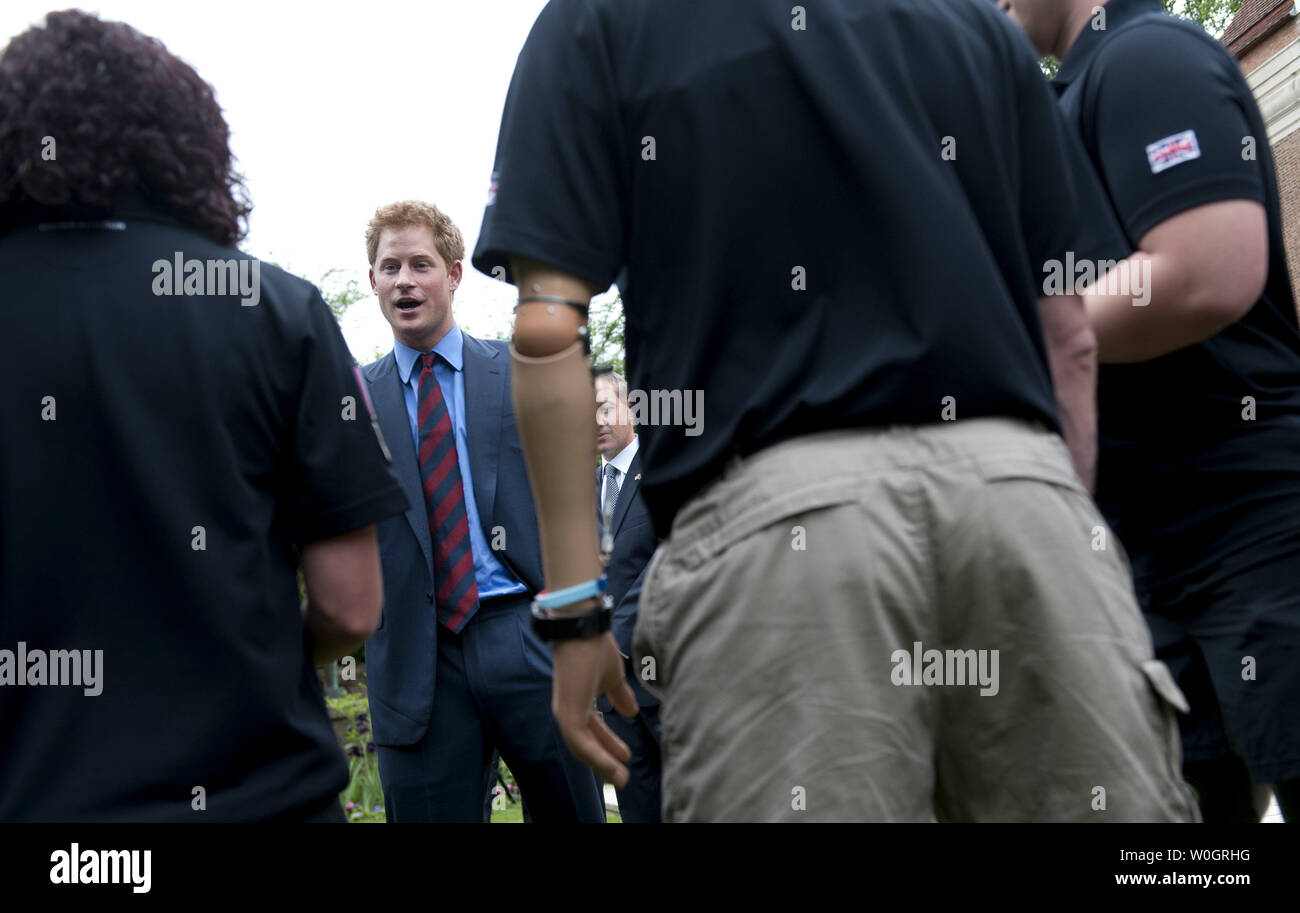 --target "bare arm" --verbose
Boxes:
[510,257,637,788]
[1037,293,1098,491]
[1083,200,1267,363]
[301,525,384,666]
